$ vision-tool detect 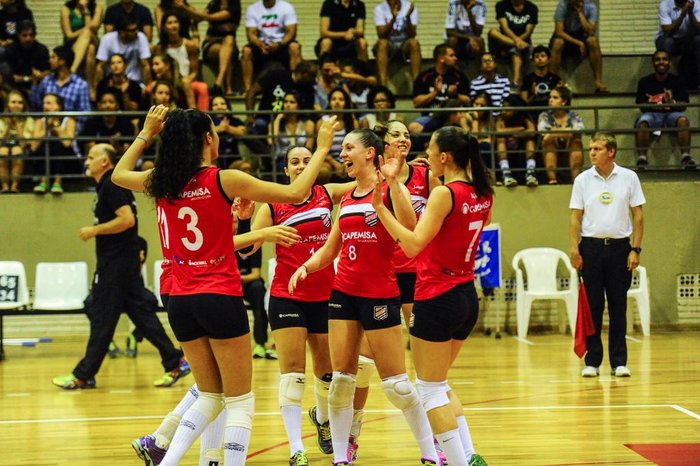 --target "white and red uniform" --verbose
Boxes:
[269,185,335,301]
[333,184,399,298]
[414,181,493,300]
[156,166,242,297]
[394,165,430,273]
